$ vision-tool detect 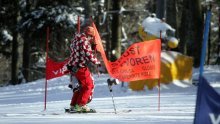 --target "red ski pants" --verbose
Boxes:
[70,67,94,106]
